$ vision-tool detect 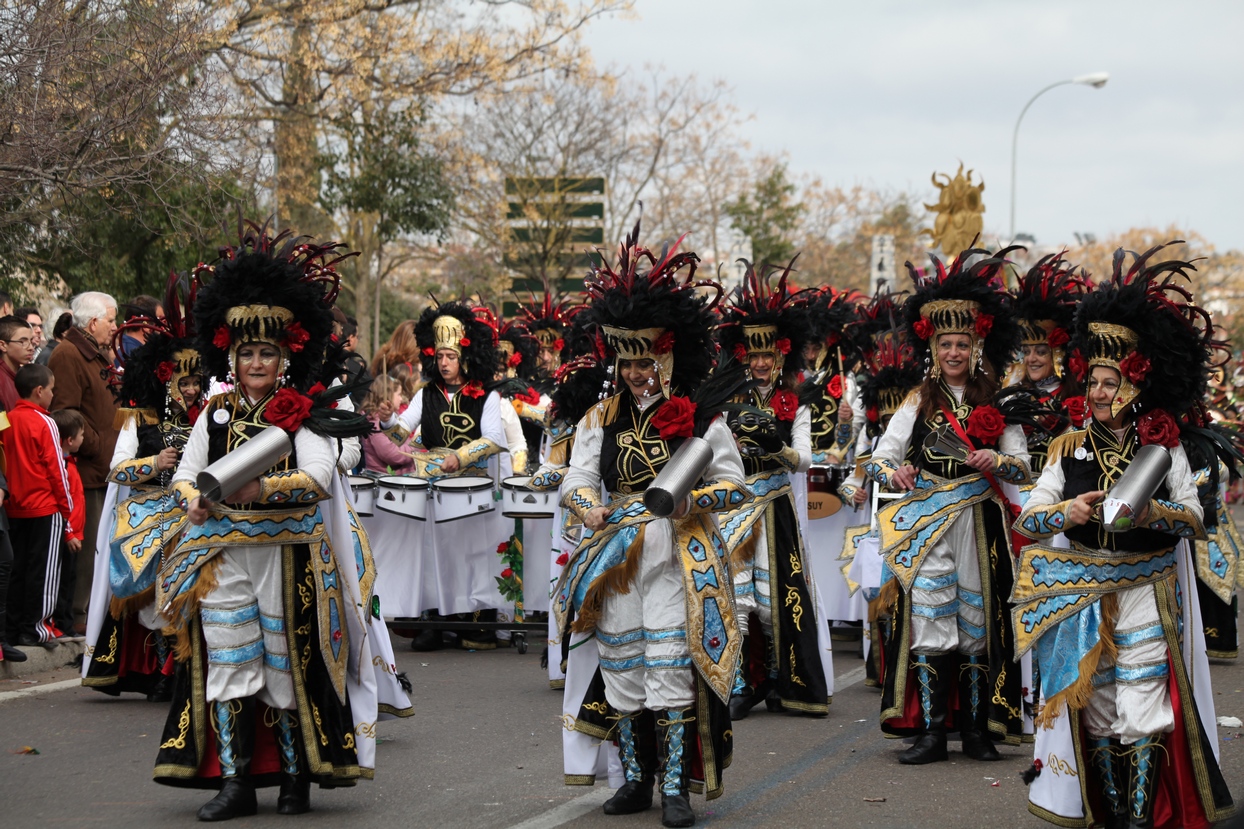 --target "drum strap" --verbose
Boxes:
[937,402,1022,536]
